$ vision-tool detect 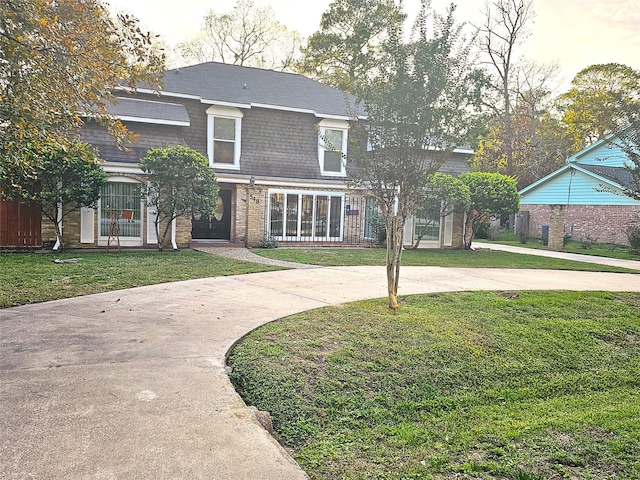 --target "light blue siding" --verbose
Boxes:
[576,142,631,167]
[521,168,639,205]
